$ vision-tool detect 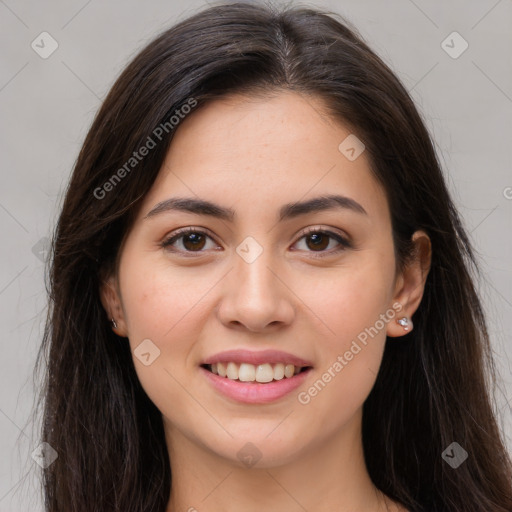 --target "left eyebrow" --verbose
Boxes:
[144,194,367,221]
